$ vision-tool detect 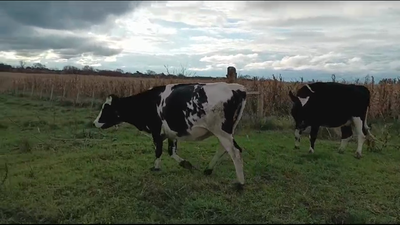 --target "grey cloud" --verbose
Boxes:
[0,29,123,59]
[0,1,142,60]
[0,1,143,31]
